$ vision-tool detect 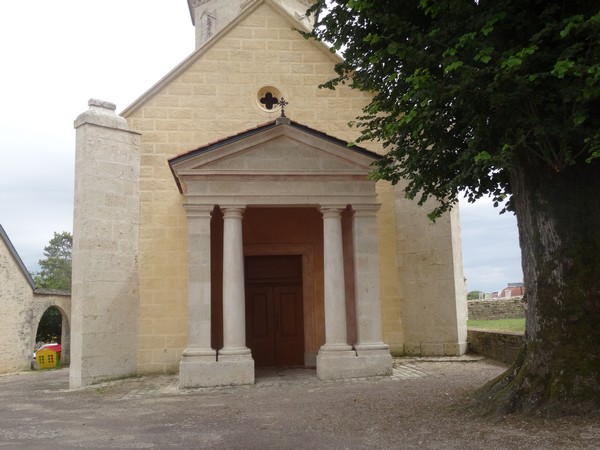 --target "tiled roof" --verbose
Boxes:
[169,119,381,166]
